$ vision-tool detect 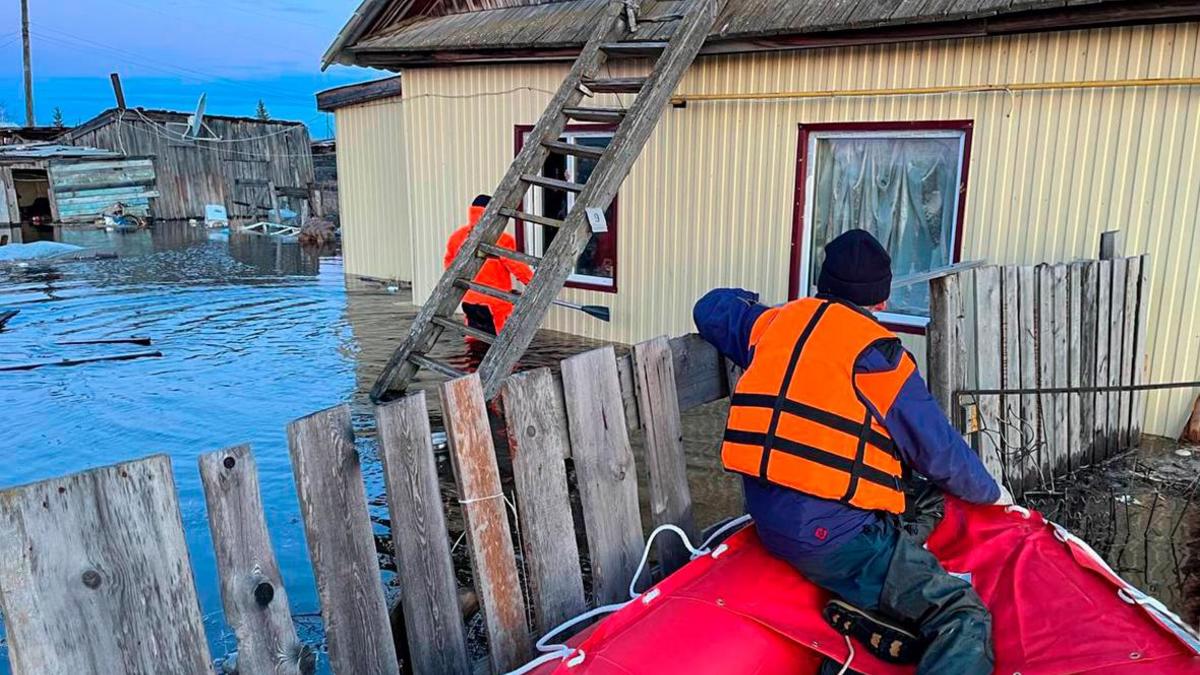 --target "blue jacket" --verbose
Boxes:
[694,288,1000,559]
